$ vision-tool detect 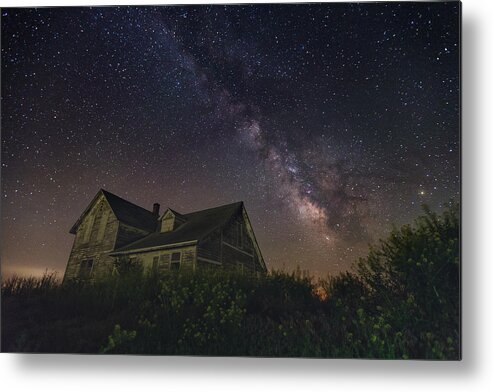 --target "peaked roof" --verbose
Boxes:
[70,189,158,234]
[161,207,186,221]
[111,201,243,253]
[101,190,158,232]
